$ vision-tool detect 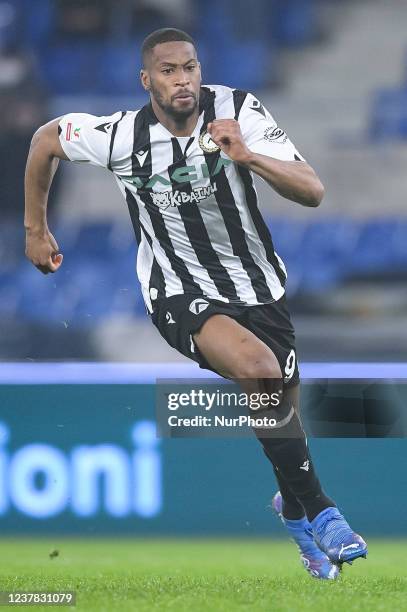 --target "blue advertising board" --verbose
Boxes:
[0,364,406,535]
